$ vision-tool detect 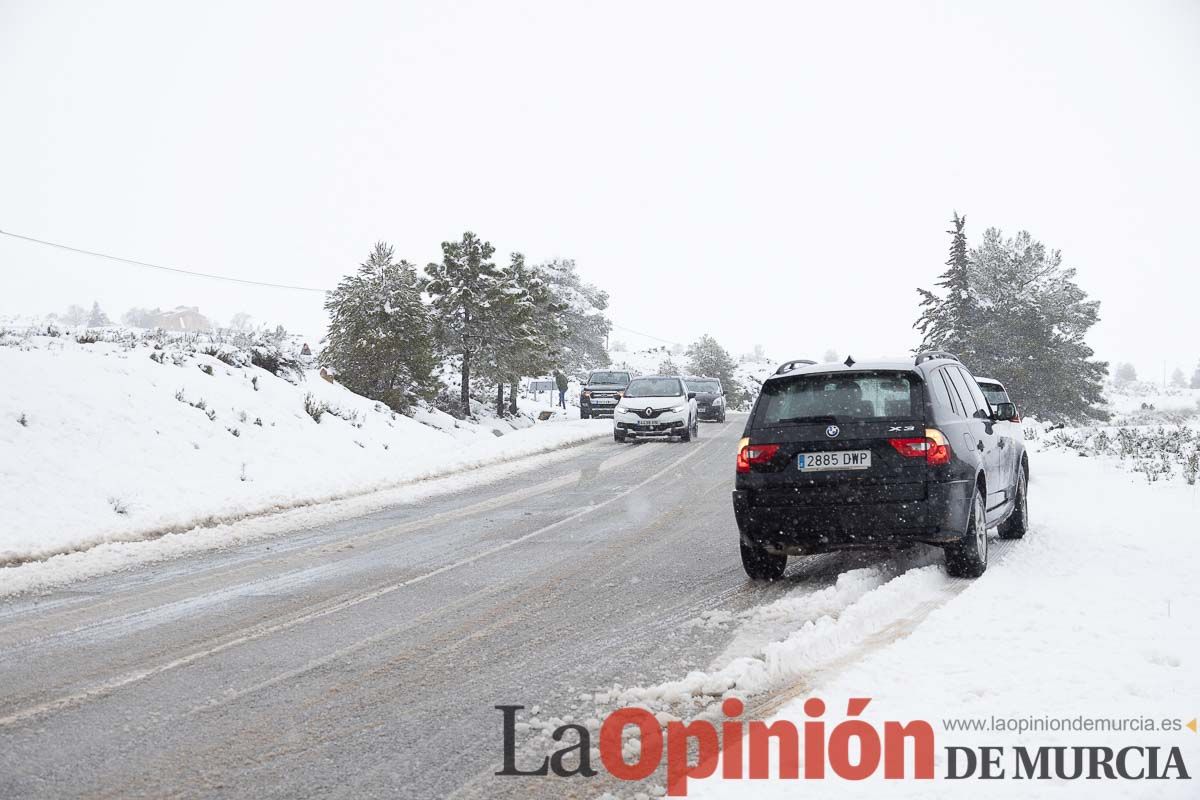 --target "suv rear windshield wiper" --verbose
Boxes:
[775,415,839,424]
